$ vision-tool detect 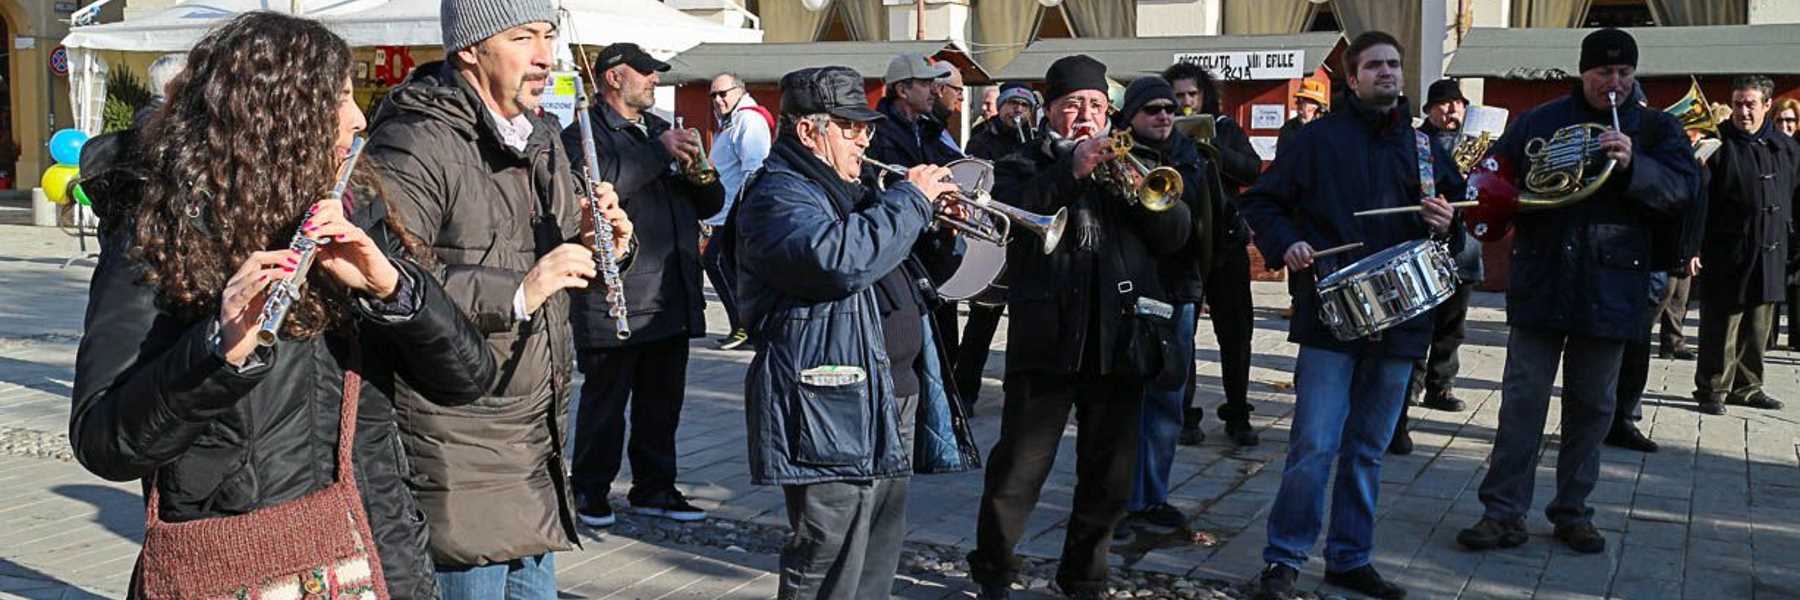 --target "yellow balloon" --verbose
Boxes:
[41,164,79,204]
